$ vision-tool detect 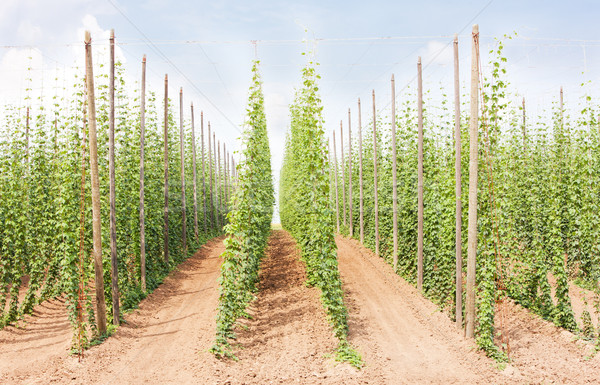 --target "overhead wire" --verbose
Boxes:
[105,0,243,134]
[374,0,497,115]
